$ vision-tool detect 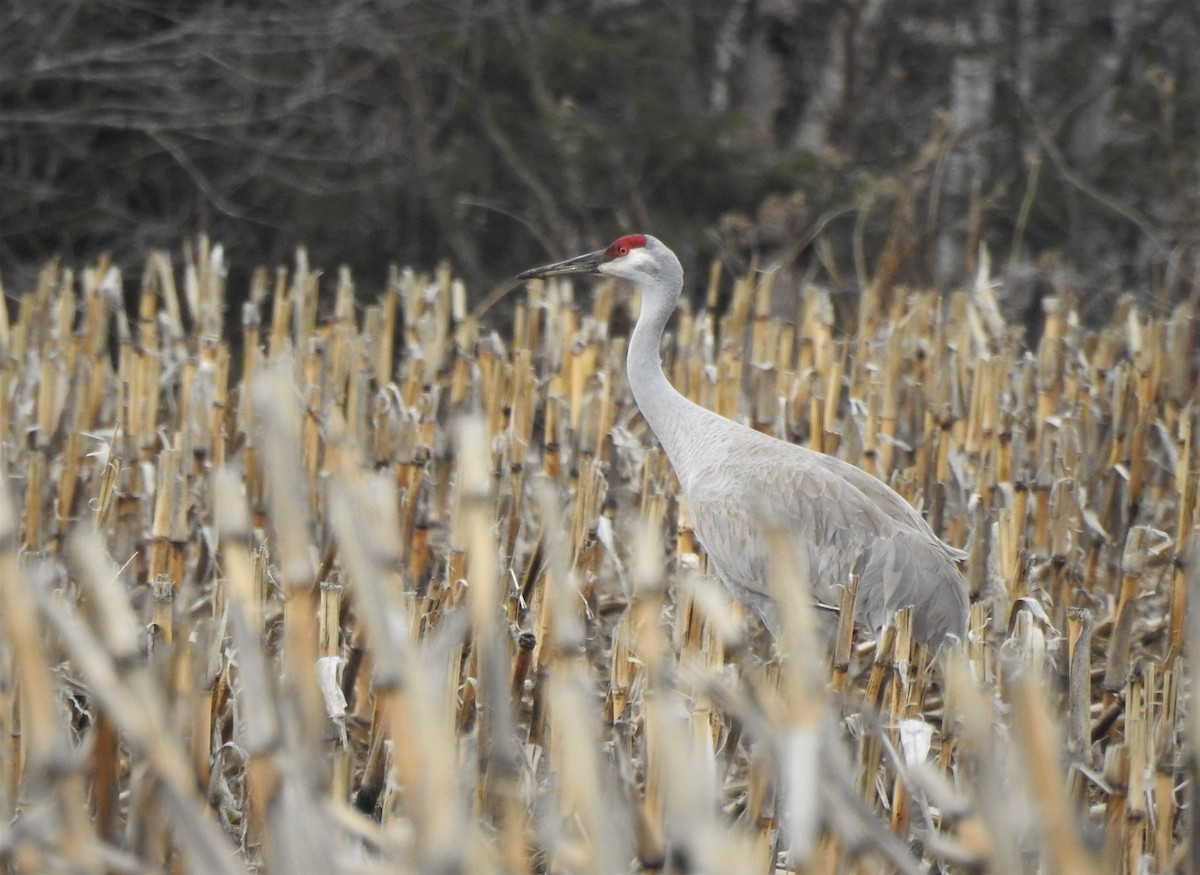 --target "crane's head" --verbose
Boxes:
[517,234,682,296]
